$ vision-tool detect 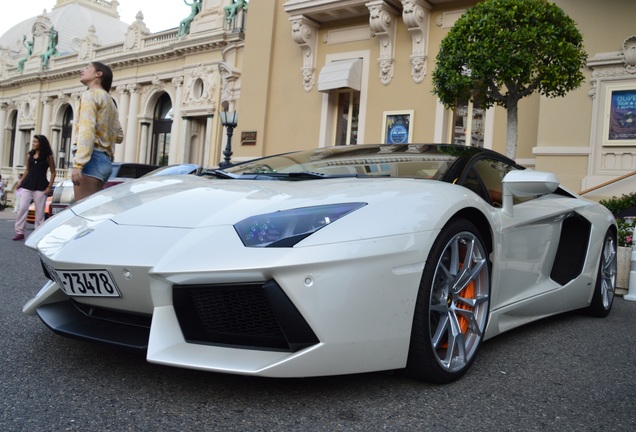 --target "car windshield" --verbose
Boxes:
[218,144,478,180]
